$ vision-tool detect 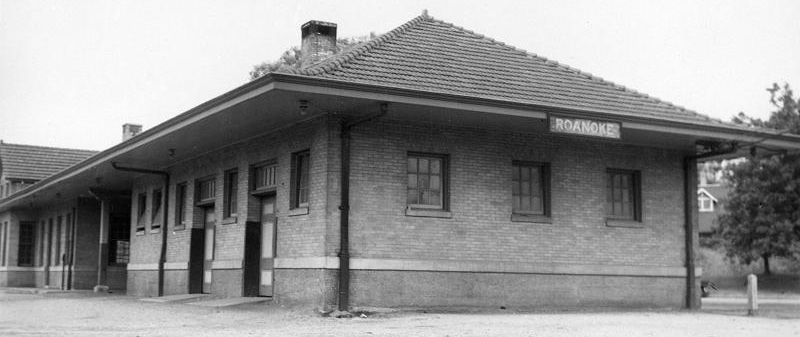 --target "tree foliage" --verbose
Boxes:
[717,83,800,274]
[249,33,376,80]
